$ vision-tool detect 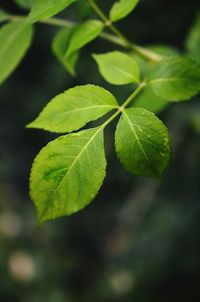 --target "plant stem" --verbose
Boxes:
[121,83,146,109]
[5,8,162,62]
[5,14,127,48]
[87,0,163,62]
[102,84,145,129]
[87,0,108,22]
[6,14,75,27]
